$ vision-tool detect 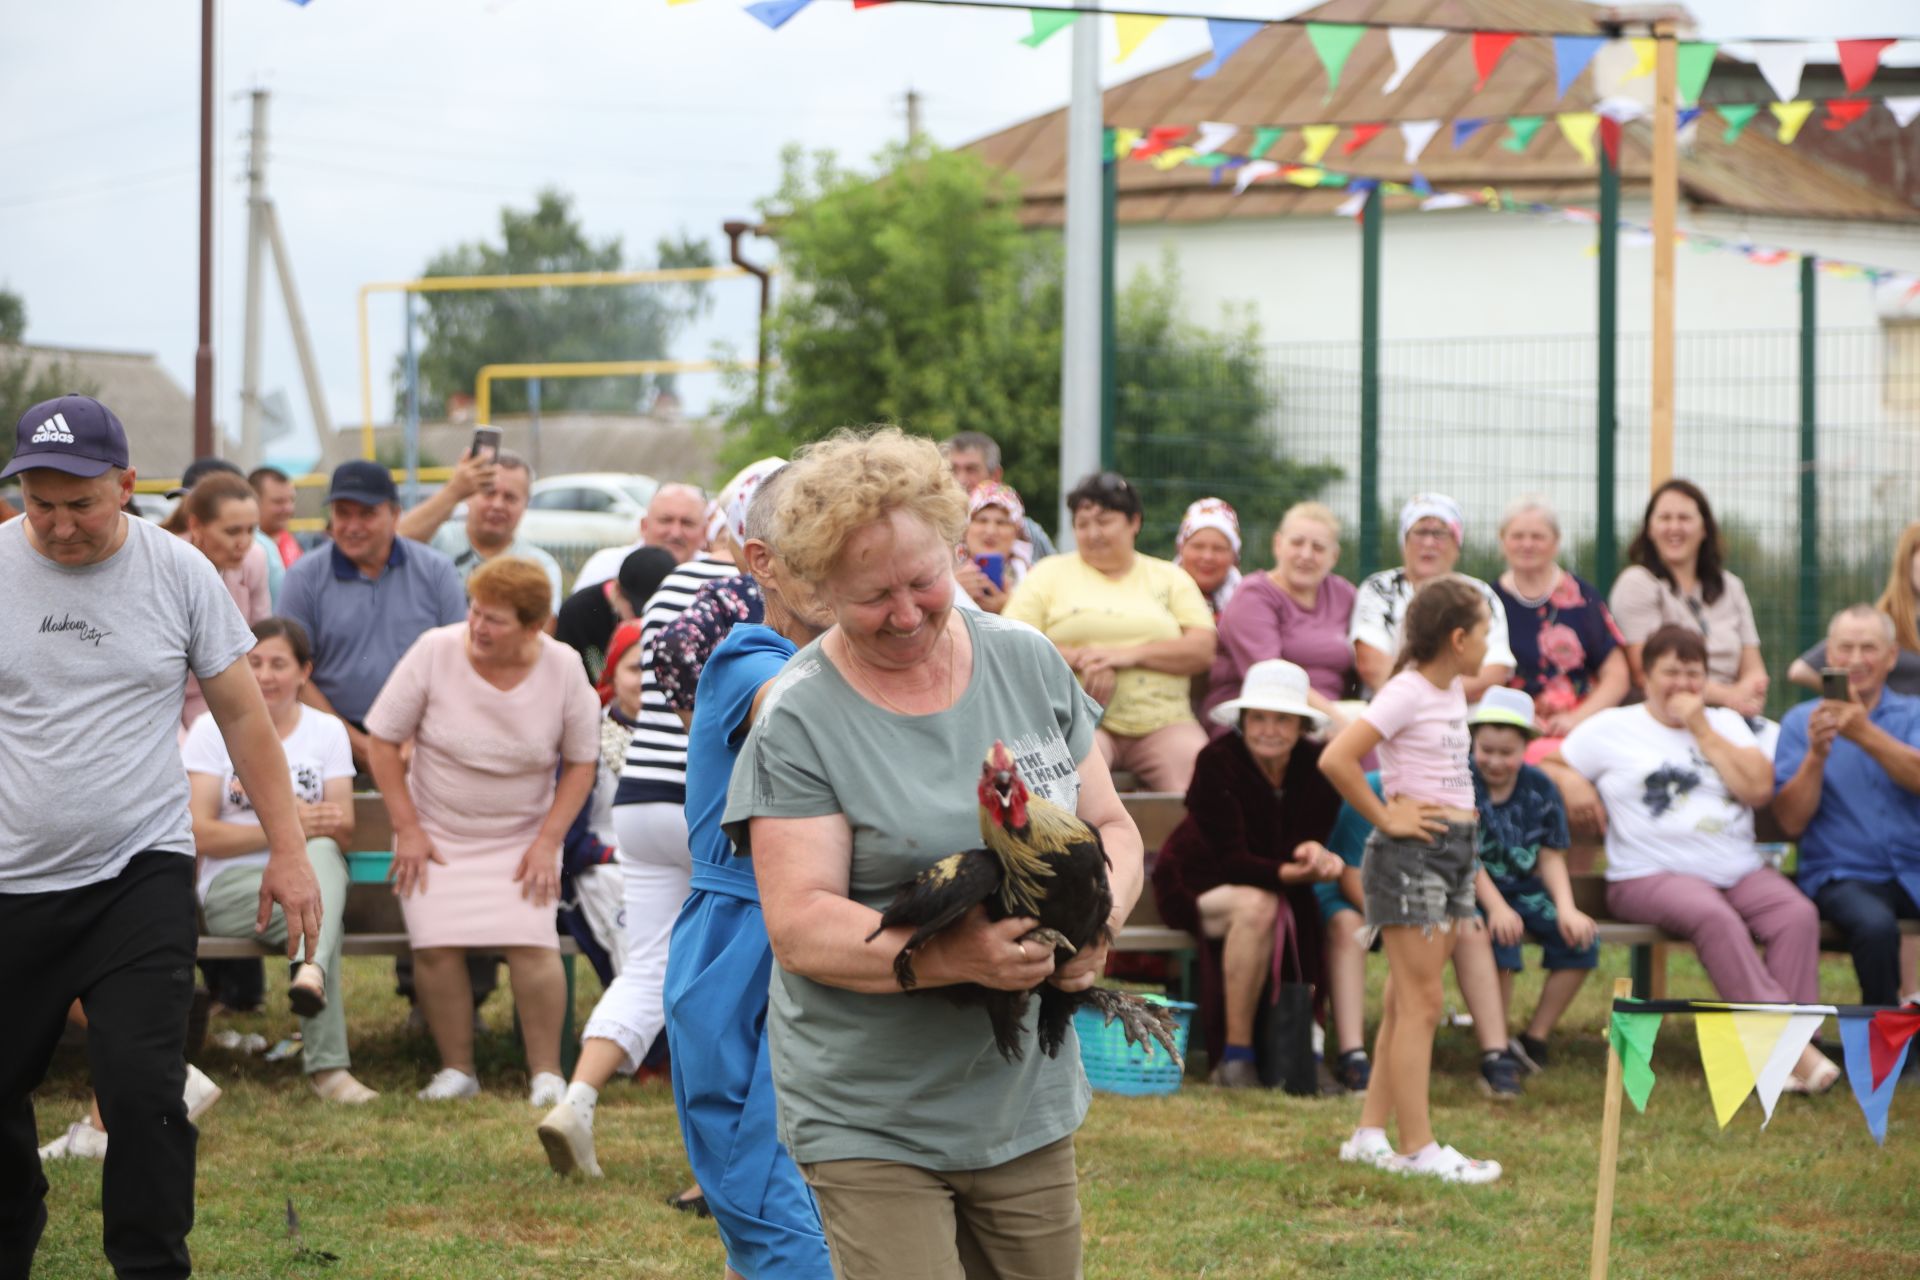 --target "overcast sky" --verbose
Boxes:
[2,0,1915,459]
